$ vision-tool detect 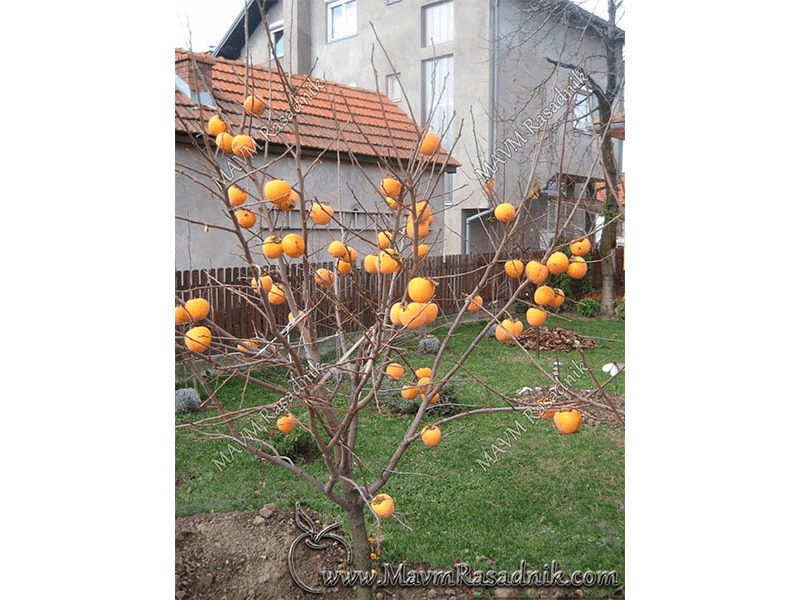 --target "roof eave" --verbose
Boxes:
[213,0,277,60]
